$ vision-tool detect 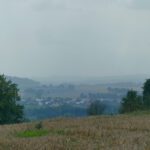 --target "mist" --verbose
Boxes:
[0,0,150,80]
